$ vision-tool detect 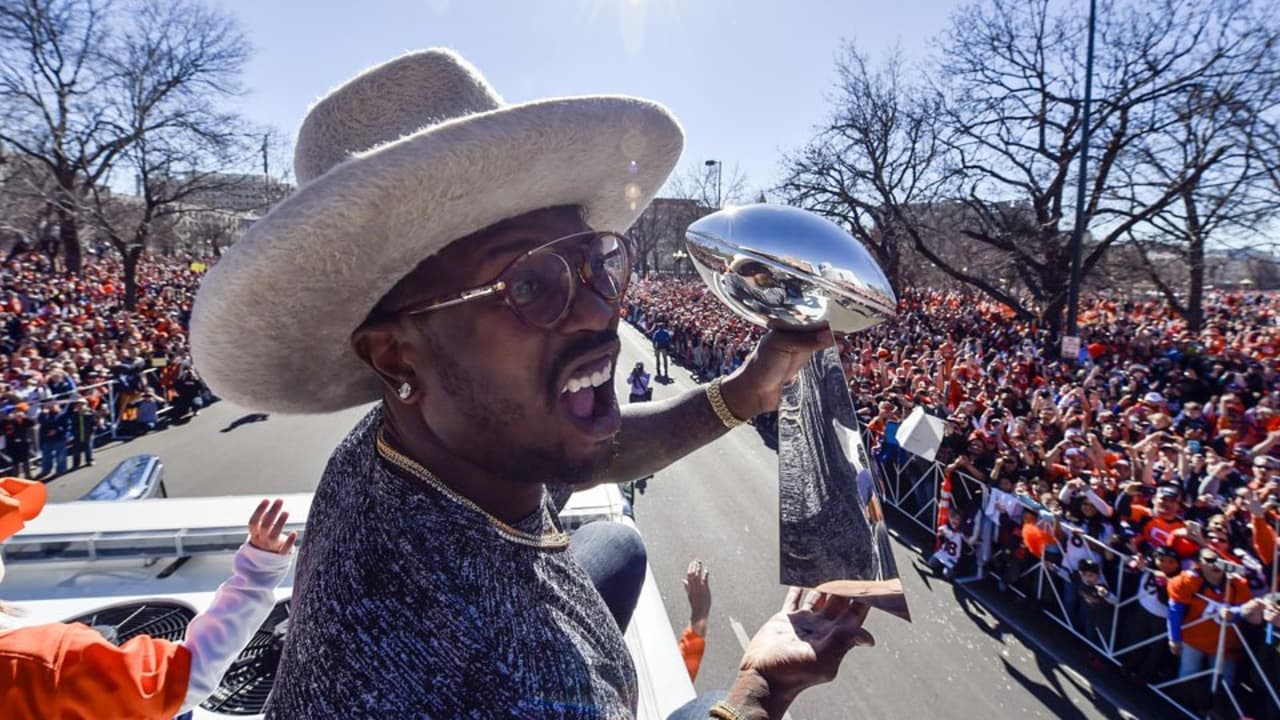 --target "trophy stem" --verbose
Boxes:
[778,347,910,621]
